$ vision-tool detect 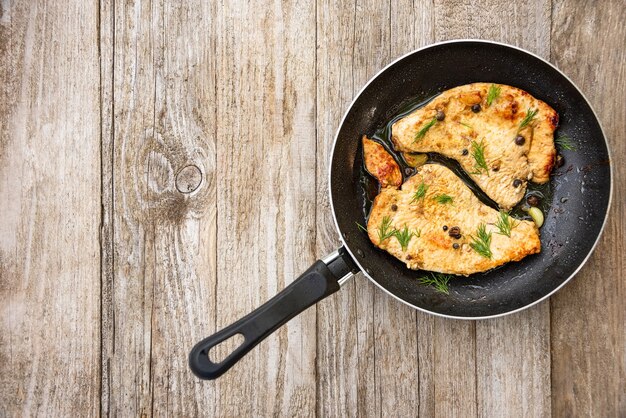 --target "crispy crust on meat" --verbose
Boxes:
[362,135,402,187]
